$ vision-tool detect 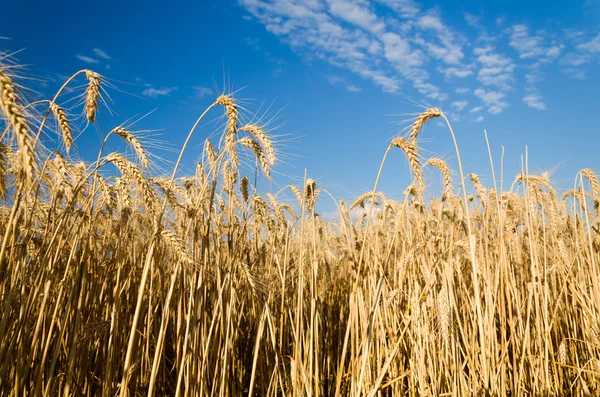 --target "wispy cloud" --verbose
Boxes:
[192,86,213,97]
[463,12,481,28]
[76,54,99,64]
[142,86,178,99]
[240,0,600,116]
[452,100,468,111]
[328,0,385,33]
[578,32,600,53]
[328,75,362,92]
[523,92,547,110]
[239,0,447,97]
[345,84,361,92]
[439,66,473,79]
[474,88,508,114]
[244,37,260,50]
[558,31,600,79]
[93,48,111,60]
[474,45,514,90]
[509,25,545,59]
